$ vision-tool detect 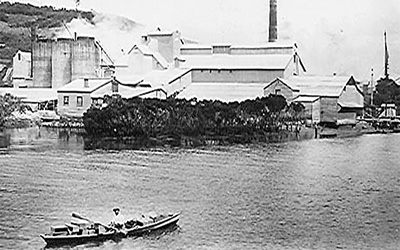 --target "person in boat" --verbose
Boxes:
[110,207,125,229]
